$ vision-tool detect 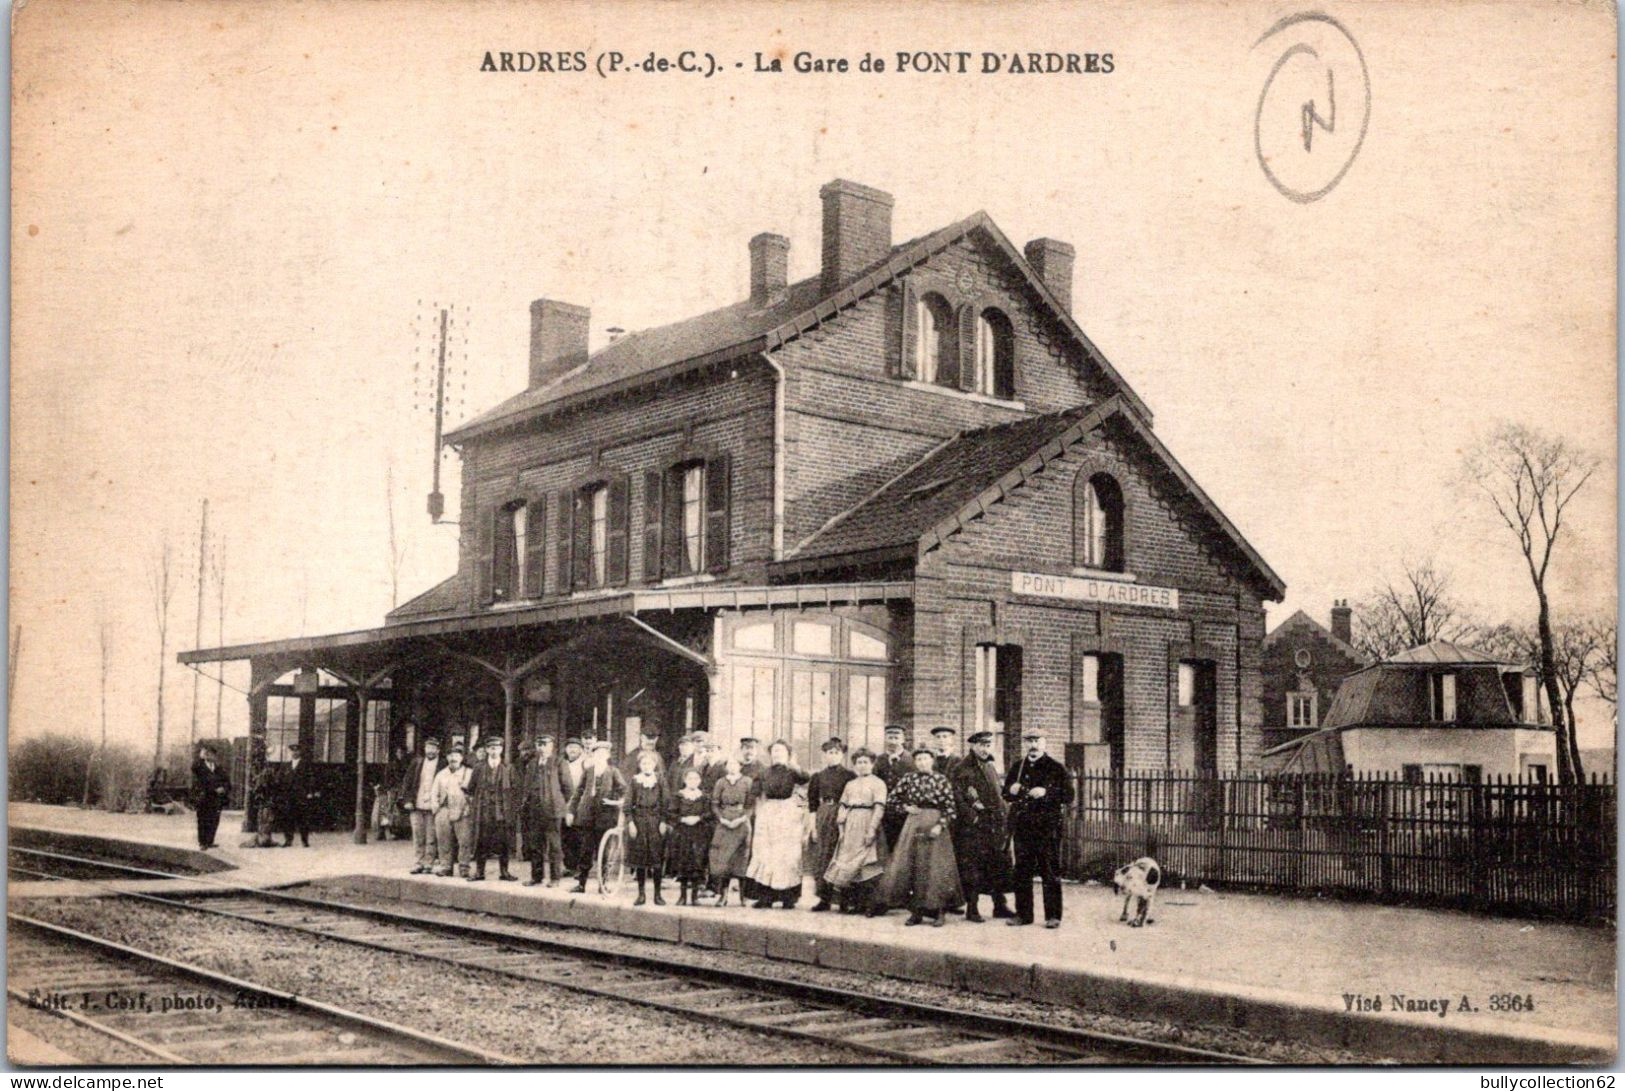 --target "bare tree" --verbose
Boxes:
[148,538,178,776]
[1351,559,1477,661]
[385,461,407,608]
[86,605,112,808]
[1465,423,1599,783]
[1584,616,1616,709]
